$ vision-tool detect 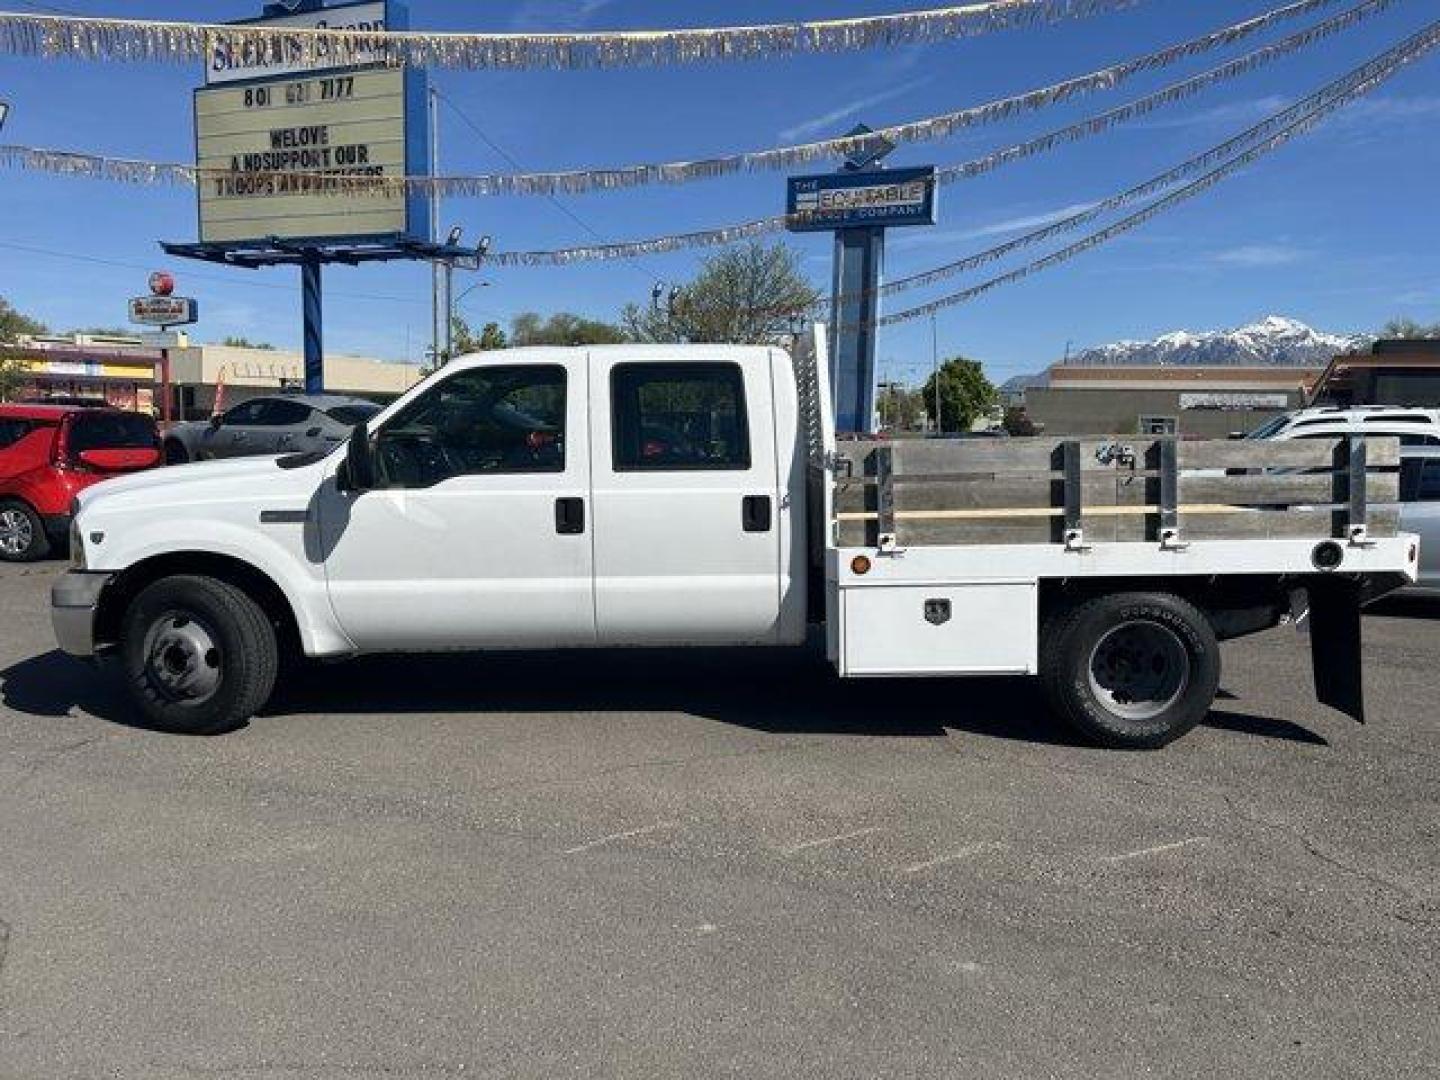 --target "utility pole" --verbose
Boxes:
[429,86,443,368]
[930,312,941,435]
